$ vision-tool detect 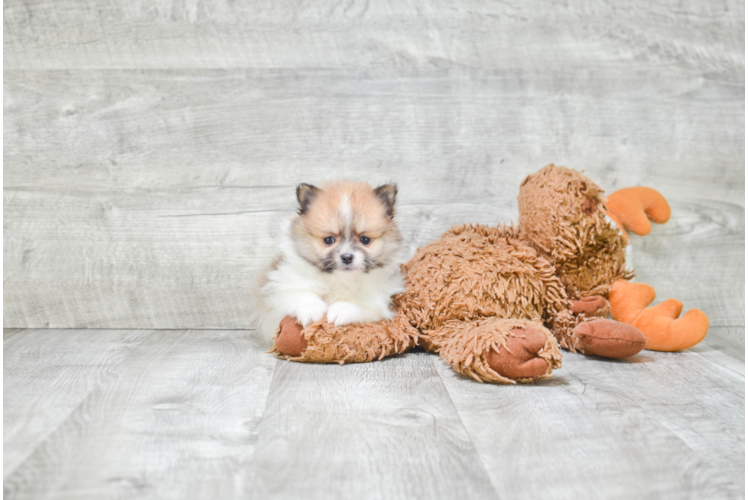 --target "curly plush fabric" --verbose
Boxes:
[518,164,632,298]
[396,224,568,331]
[276,310,419,364]
[425,317,562,384]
